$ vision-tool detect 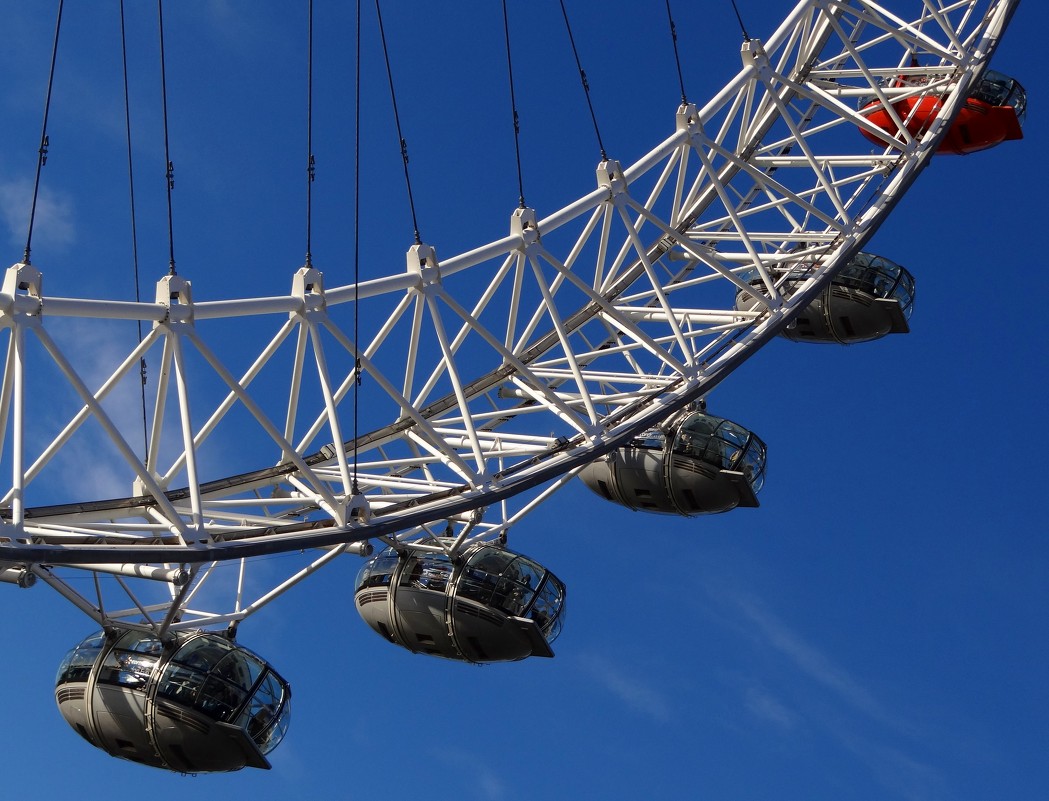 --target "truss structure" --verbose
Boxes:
[0,0,1019,633]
